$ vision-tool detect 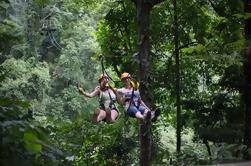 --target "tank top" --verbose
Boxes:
[117,87,141,109]
[99,89,116,109]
